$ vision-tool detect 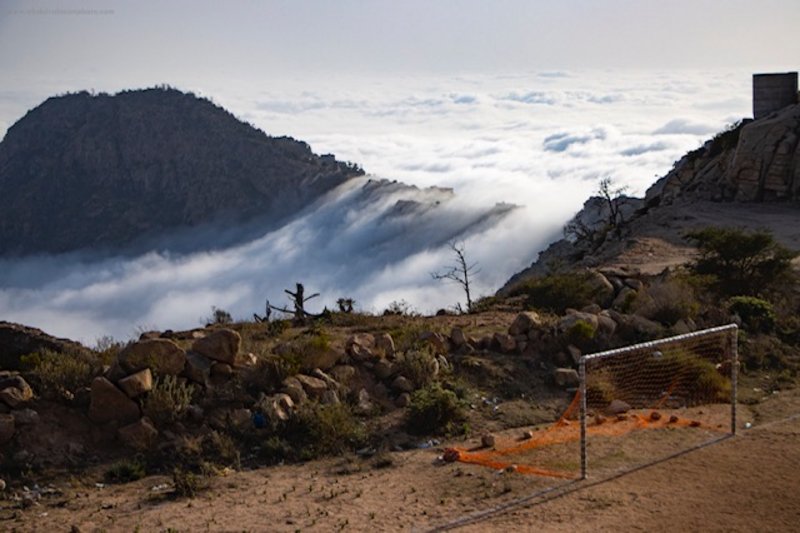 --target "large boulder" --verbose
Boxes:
[0,374,34,408]
[0,414,14,444]
[190,328,241,365]
[508,312,543,336]
[118,417,158,450]
[118,338,186,376]
[88,377,140,425]
[117,368,153,398]
[346,334,375,361]
[374,333,396,358]
[295,374,327,399]
[281,376,308,405]
[554,368,580,388]
[183,352,214,385]
[418,332,449,355]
